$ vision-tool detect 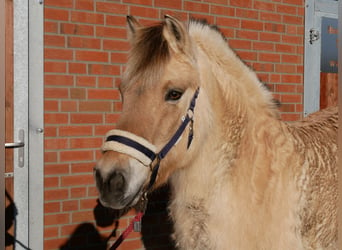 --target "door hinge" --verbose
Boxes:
[309,28,320,44]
